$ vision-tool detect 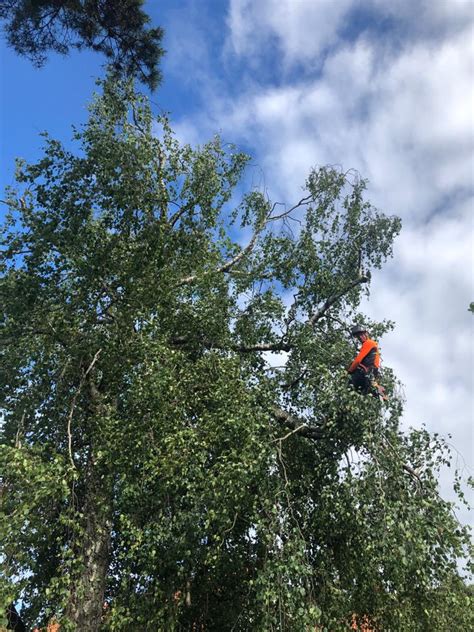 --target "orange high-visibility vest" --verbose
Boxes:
[348,338,380,373]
